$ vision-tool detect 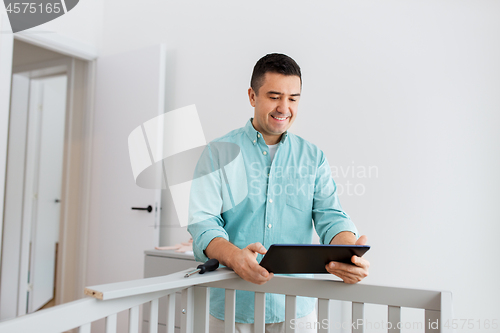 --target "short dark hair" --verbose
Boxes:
[250,53,301,95]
